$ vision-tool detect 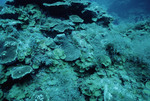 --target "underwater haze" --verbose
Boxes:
[92,0,150,23]
[0,0,7,6]
[0,0,150,101]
